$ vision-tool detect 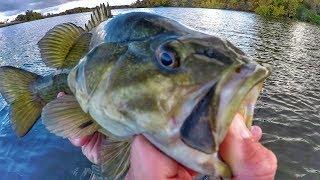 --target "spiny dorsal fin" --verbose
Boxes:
[0,66,44,137]
[38,23,92,69]
[41,95,100,138]
[98,135,132,180]
[85,3,112,32]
